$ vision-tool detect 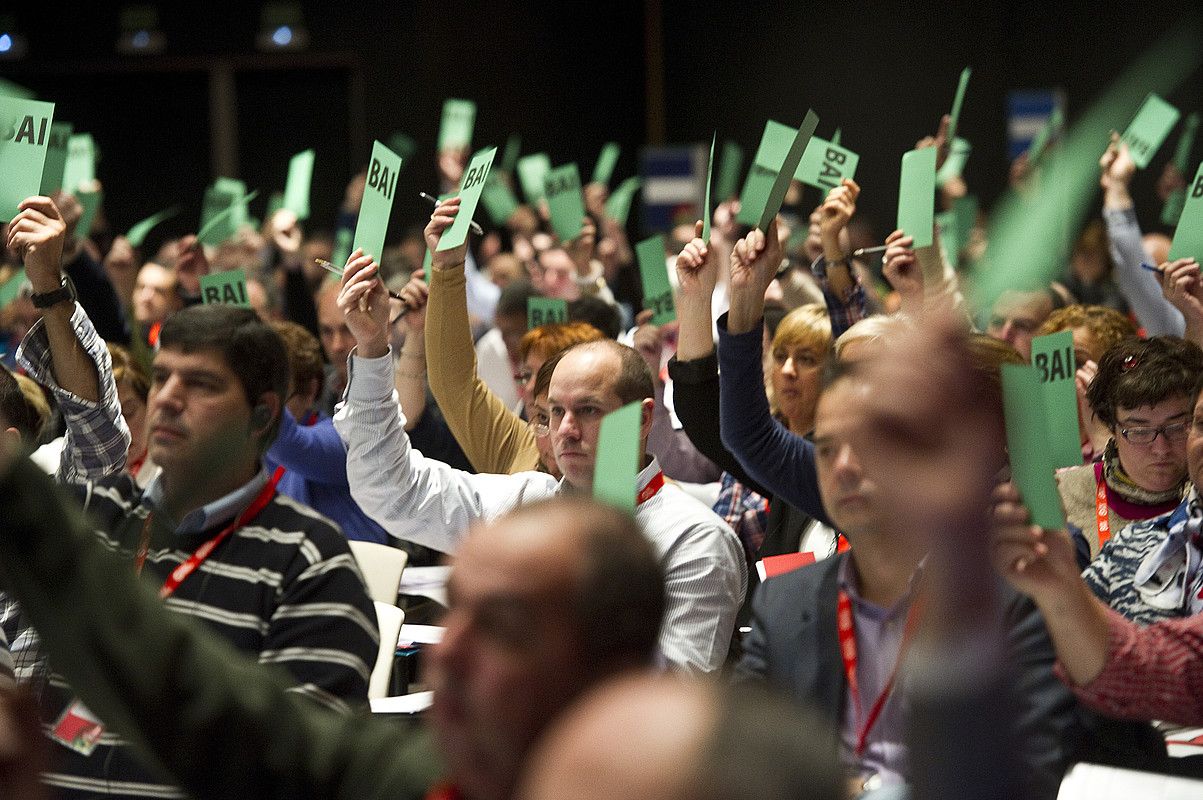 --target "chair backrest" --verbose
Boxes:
[369,601,405,700]
[348,540,409,605]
